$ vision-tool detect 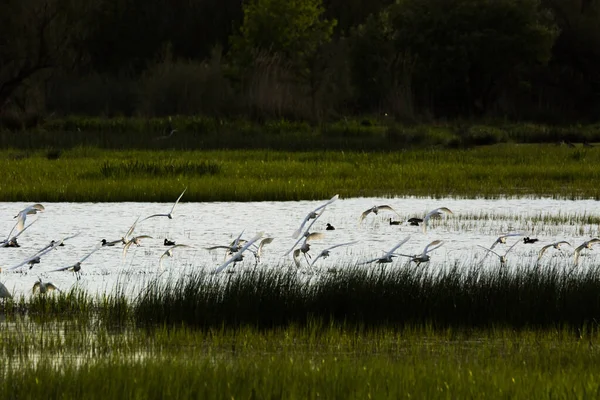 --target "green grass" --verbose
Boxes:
[1,145,600,201]
[3,321,600,399]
